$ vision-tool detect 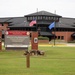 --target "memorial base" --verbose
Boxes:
[24,50,44,56]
